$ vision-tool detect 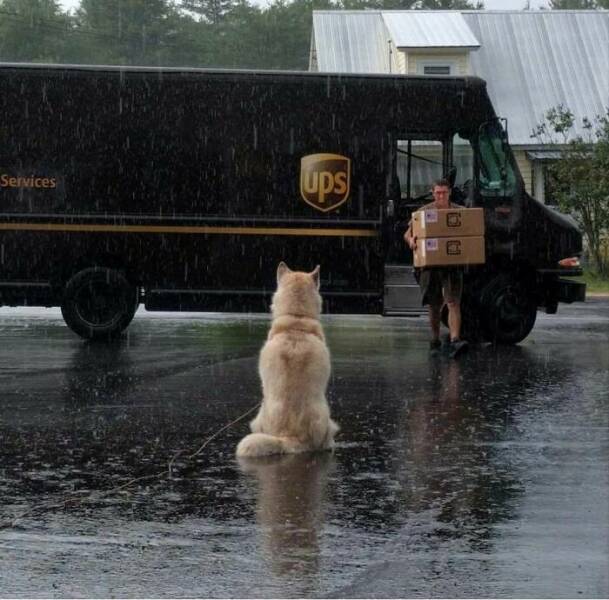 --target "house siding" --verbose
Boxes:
[395,49,407,74]
[514,149,533,195]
